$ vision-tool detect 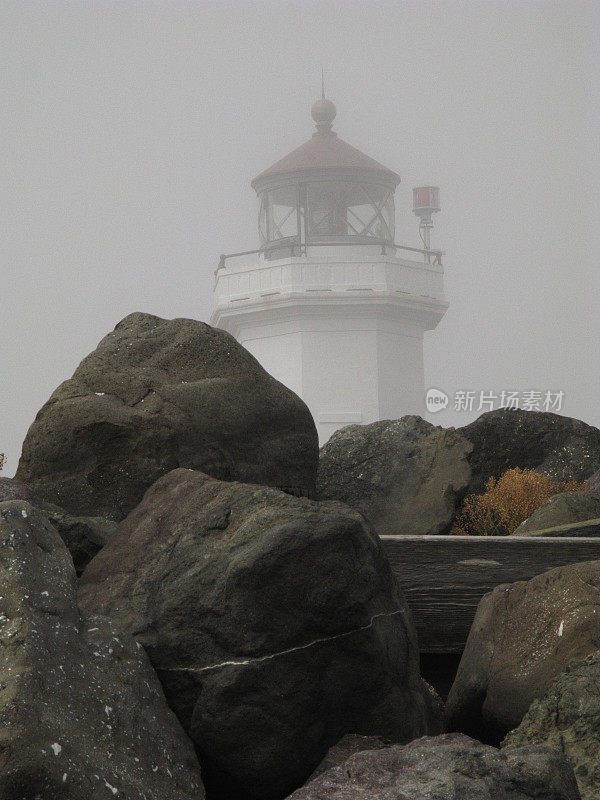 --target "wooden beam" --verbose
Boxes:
[381,535,600,654]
